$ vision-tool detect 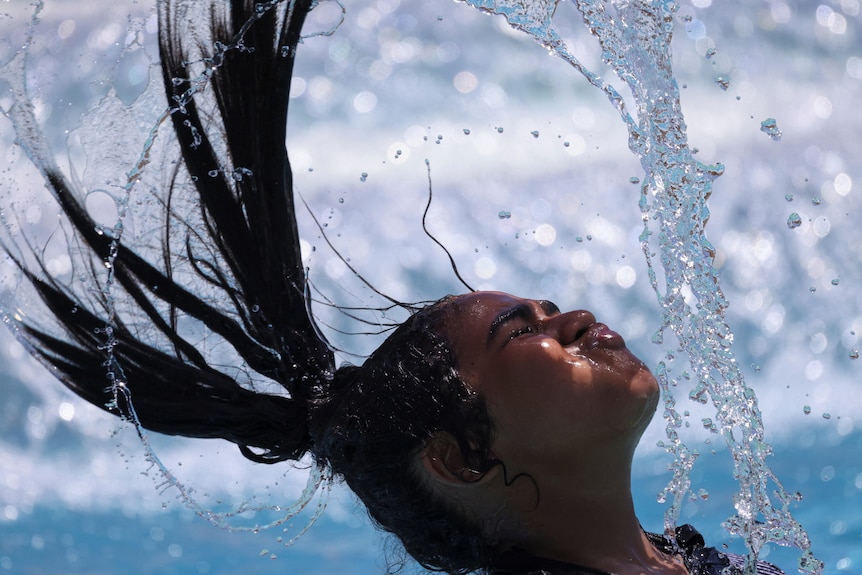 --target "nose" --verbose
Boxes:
[545,310,596,346]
